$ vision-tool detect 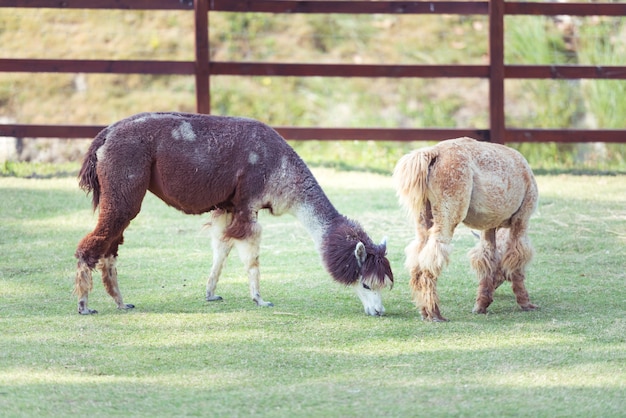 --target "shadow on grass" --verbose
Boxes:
[1,304,624,416]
